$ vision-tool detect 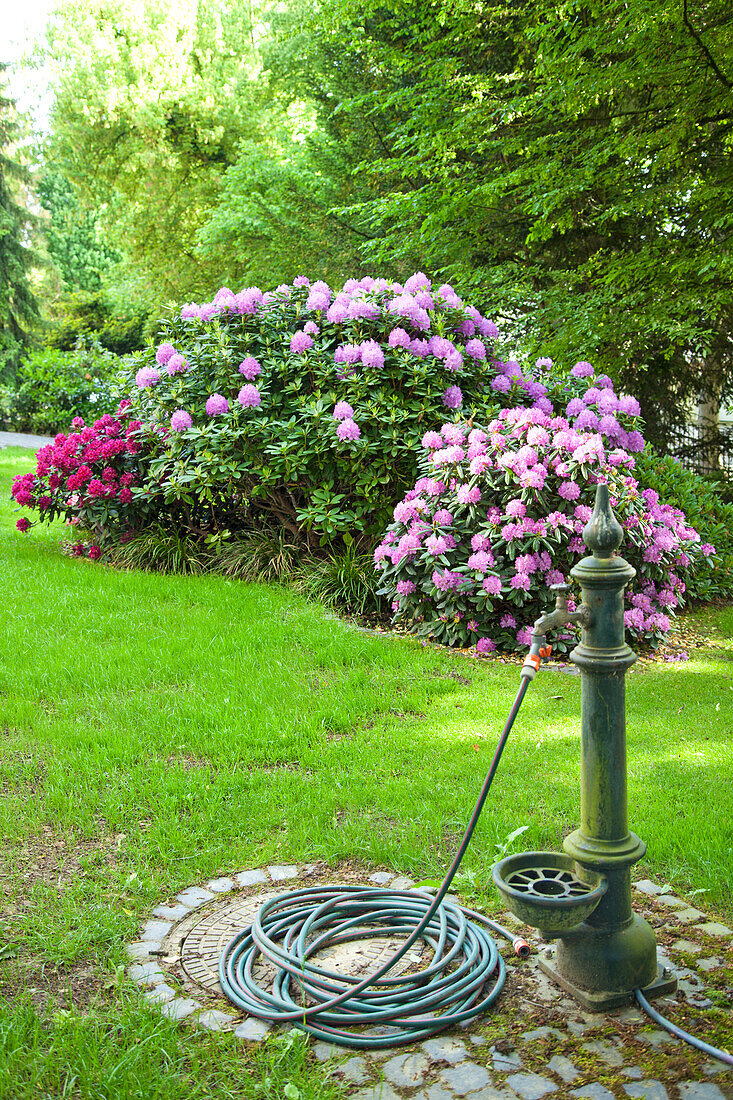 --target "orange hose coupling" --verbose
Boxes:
[521,652,542,679]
